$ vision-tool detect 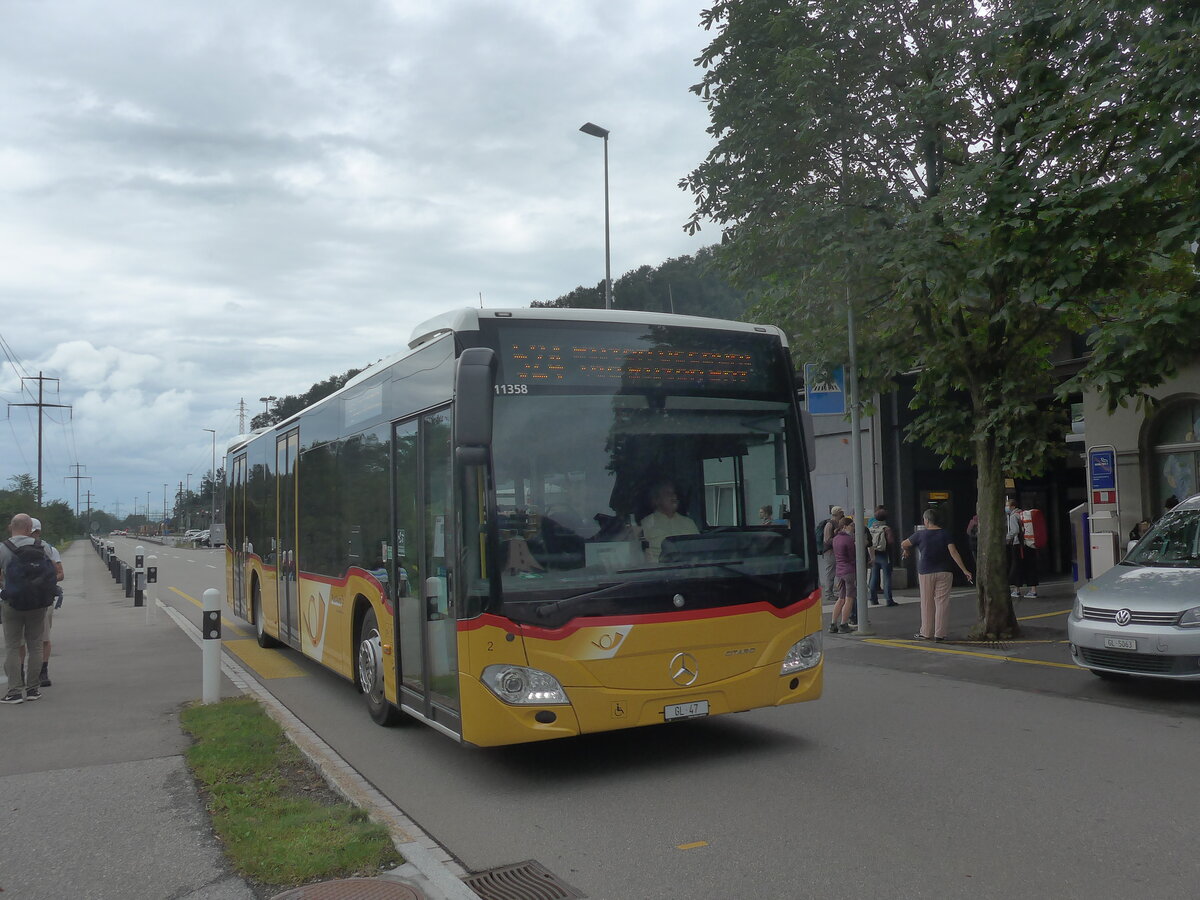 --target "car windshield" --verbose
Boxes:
[467,392,810,624]
[1123,509,1200,567]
